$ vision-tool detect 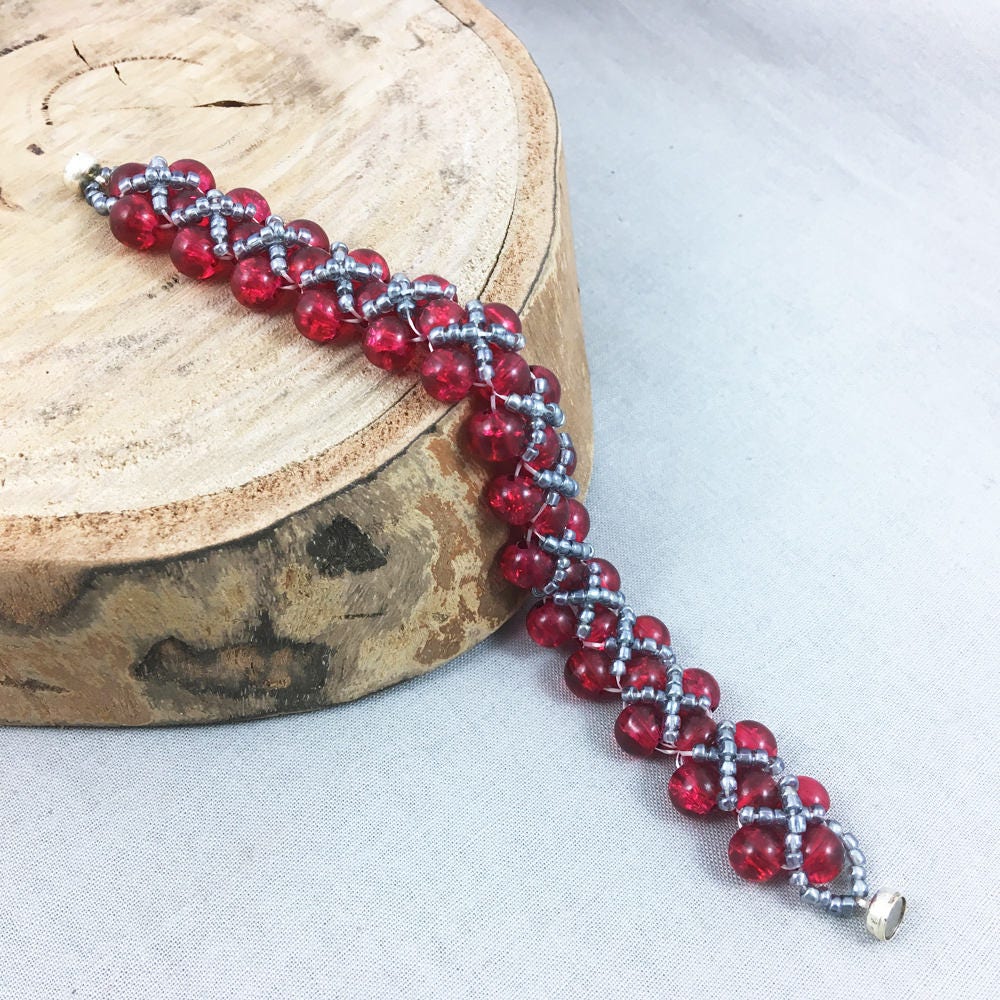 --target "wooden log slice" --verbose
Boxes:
[0,0,592,725]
